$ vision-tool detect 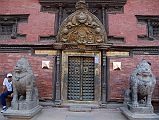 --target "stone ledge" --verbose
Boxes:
[120,107,159,120]
[3,105,42,120]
